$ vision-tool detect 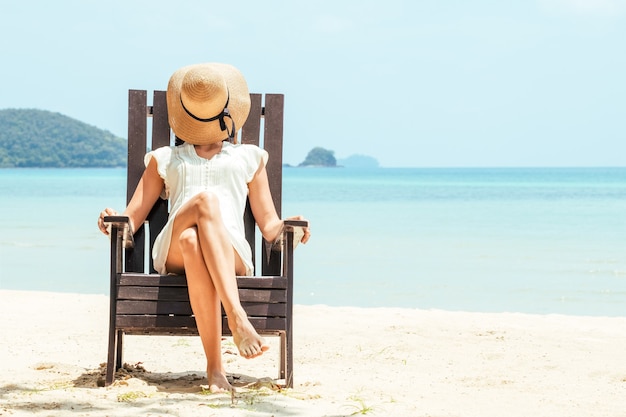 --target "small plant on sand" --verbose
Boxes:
[345,395,376,415]
[172,338,191,347]
[117,391,149,402]
[21,381,73,395]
